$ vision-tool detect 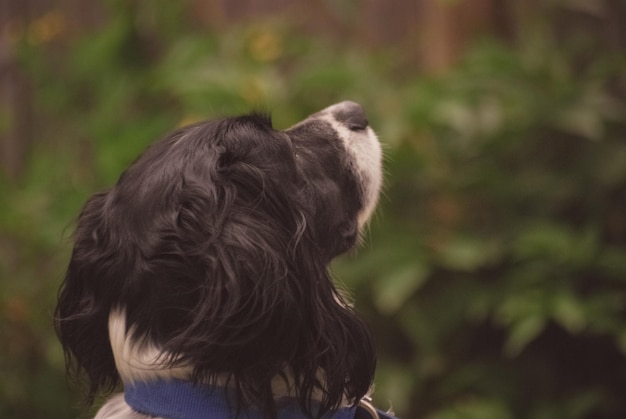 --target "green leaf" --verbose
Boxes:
[504,315,546,357]
[373,262,430,314]
[552,291,587,334]
[438,236,500,271]
[514,224,598,267]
